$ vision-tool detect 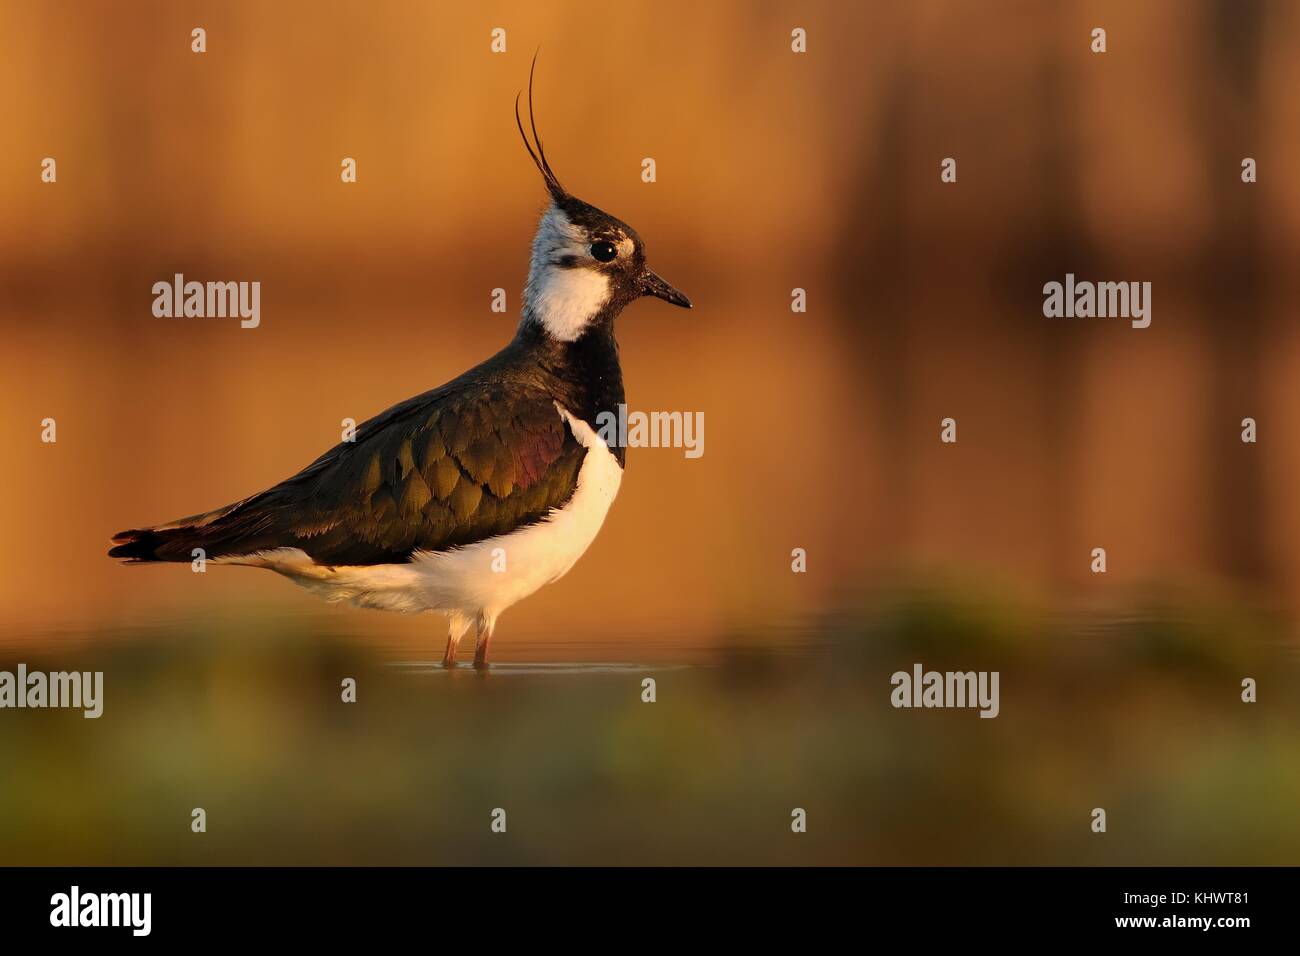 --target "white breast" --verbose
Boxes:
[237,406,622,619]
